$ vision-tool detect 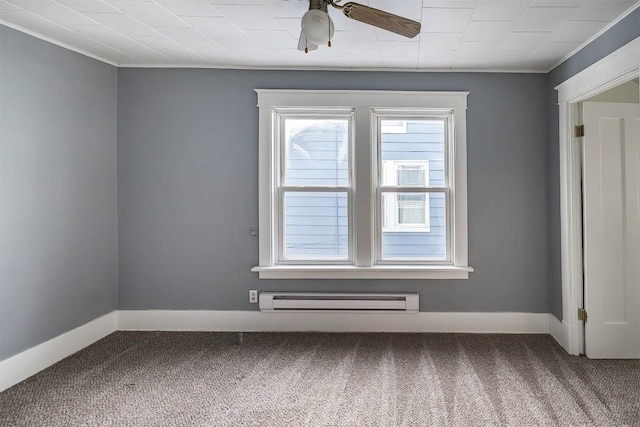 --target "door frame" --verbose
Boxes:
[555,36,639,356]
